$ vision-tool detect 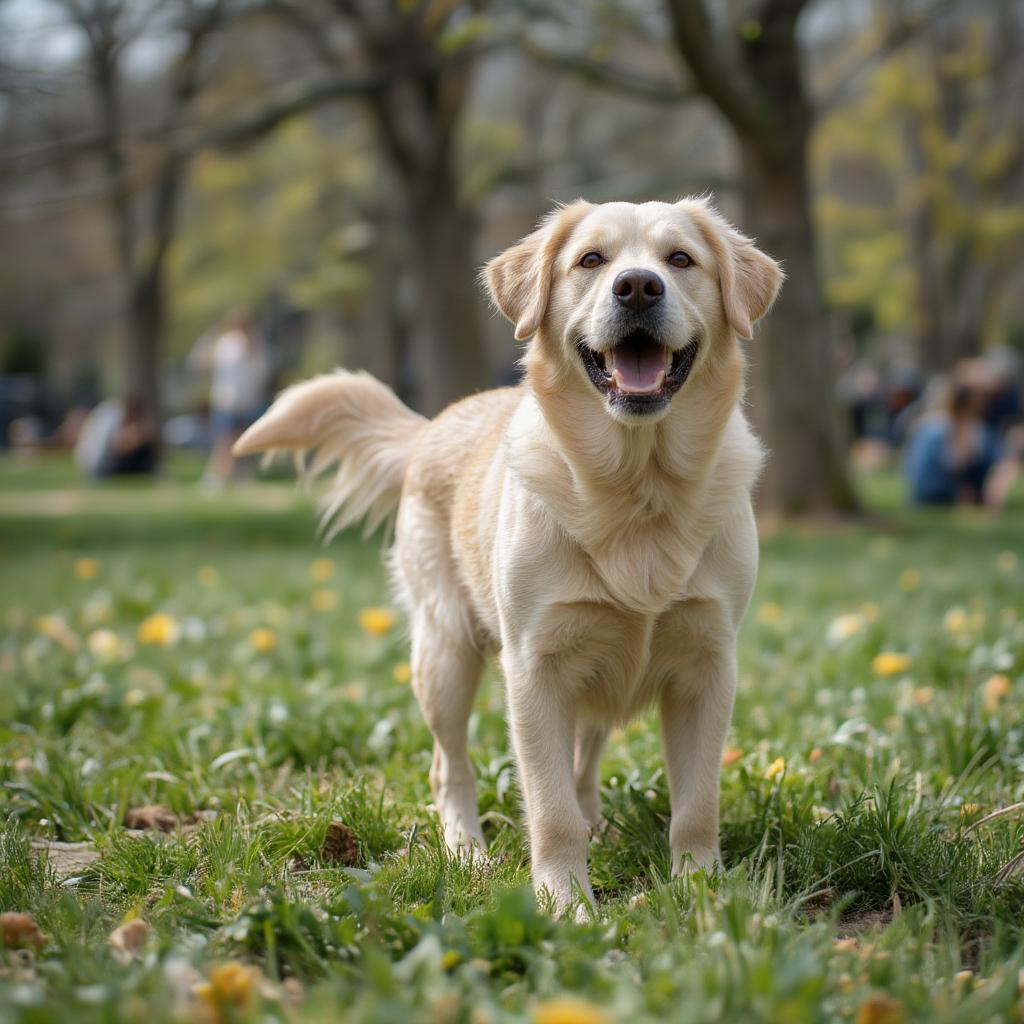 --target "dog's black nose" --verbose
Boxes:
[612,268,665,311]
